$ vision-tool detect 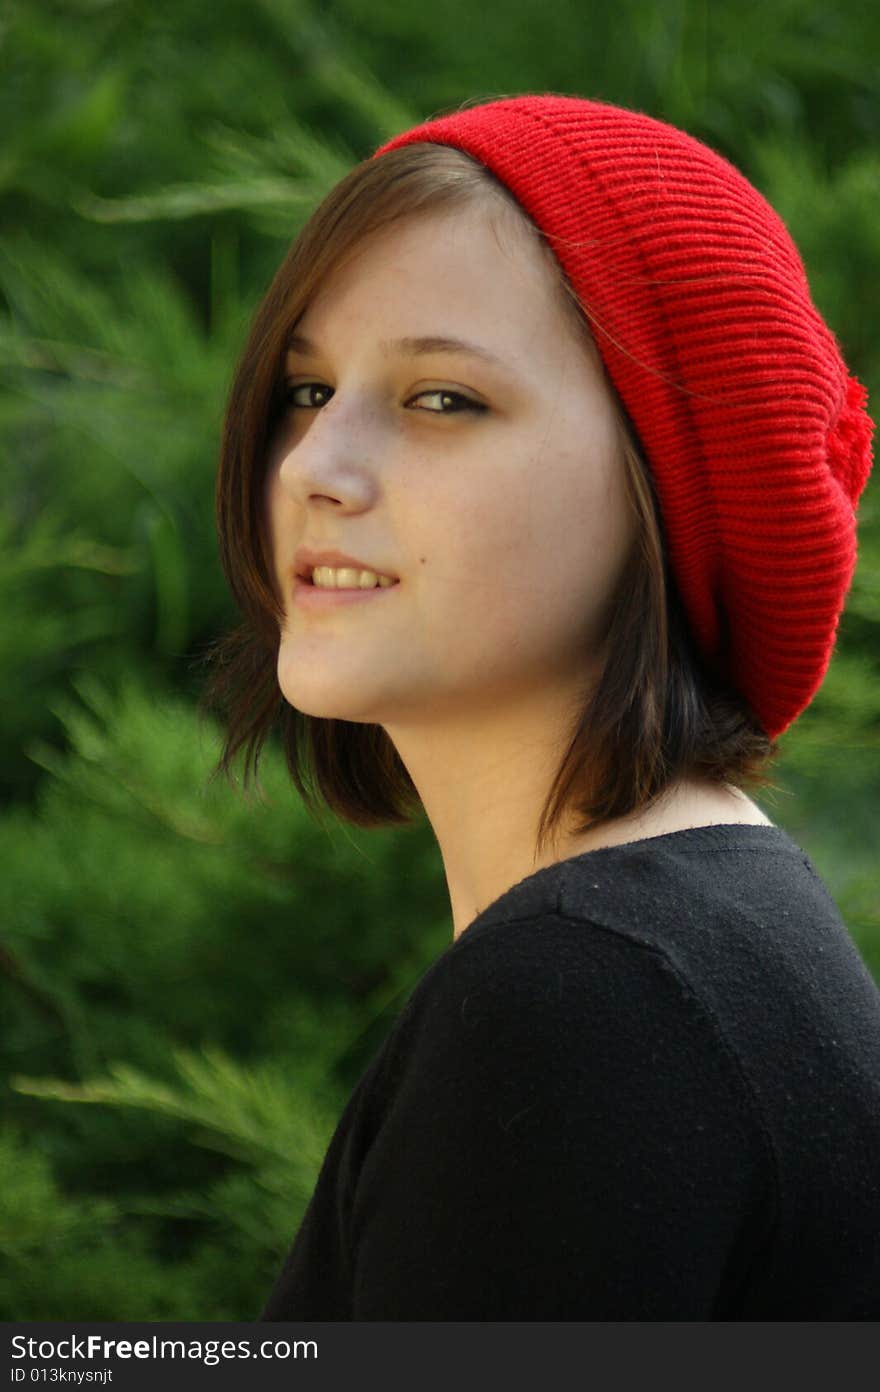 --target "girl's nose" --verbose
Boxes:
[277,393,382,512]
